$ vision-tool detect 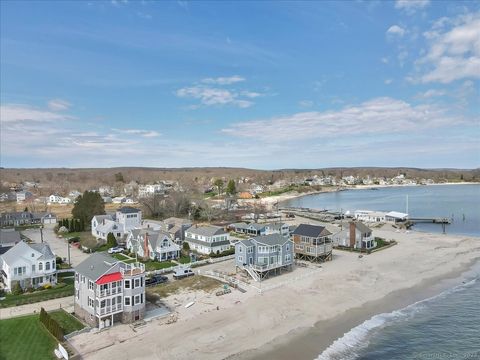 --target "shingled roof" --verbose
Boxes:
[292,224,332,237]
